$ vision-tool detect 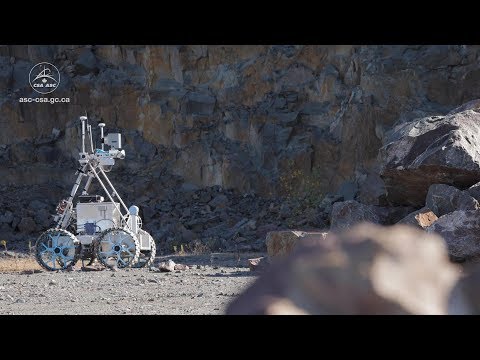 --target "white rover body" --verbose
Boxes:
[35,116,156,271]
